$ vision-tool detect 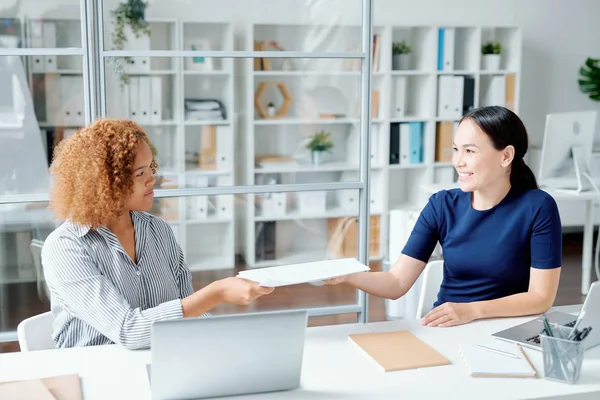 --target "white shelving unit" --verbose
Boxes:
[240,23,521,268]
[240,23,389,268]
[27,17,237,271]
[6,17,521,273]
